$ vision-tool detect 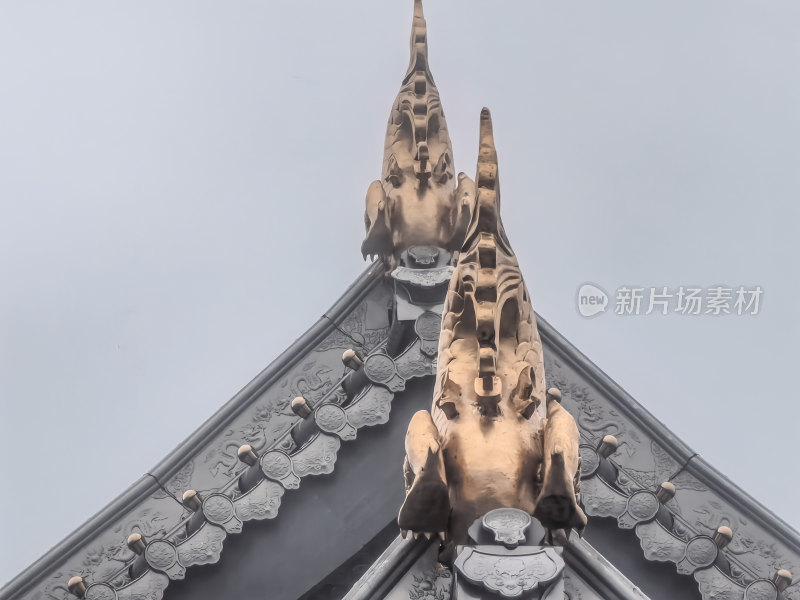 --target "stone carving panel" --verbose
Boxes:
[669,470,800,600]
[176,523,226,567]
[233,477,284,521]
[16,279,403,600]
[114,571,170,600]
[315,404,357,441]
[544,353,681,490]
[29,493,183,600]
[394,338,436,381]
[408,567,452,600]
[201,494,242,533]
[454,547,564,598]
[563,569,604,600]
[292,433,342,478]
[364,353,405,392]
[482,509,533,548]
[144,540,183,580]
[160,284,391,501]
[344,385,395,429]
[544,337,799,600]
